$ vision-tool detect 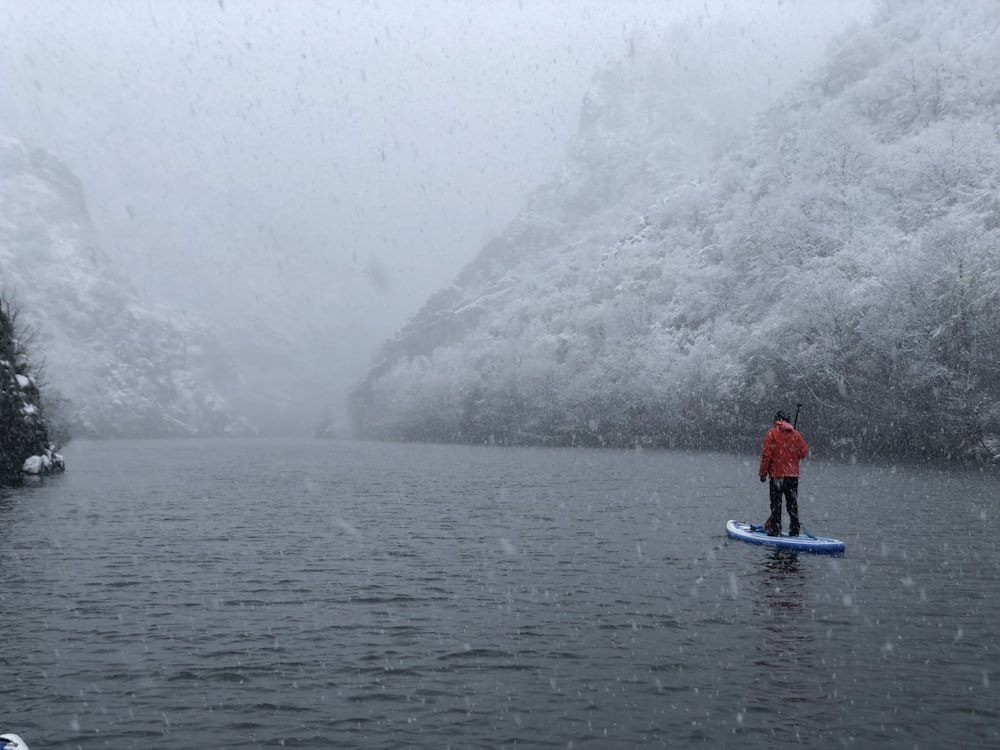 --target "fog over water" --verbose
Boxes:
[0,0,872,432]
